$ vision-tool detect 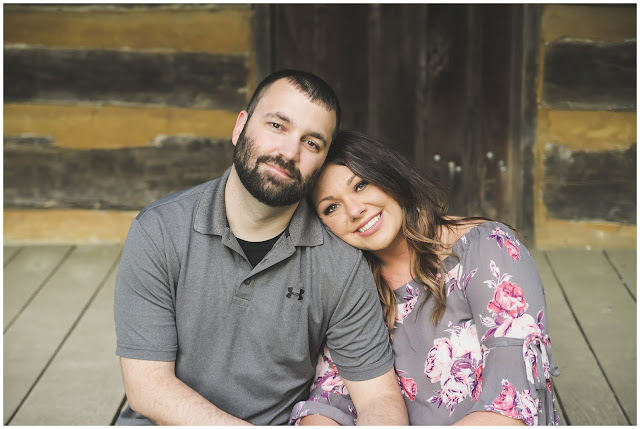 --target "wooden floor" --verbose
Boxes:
[3,244,636,425]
